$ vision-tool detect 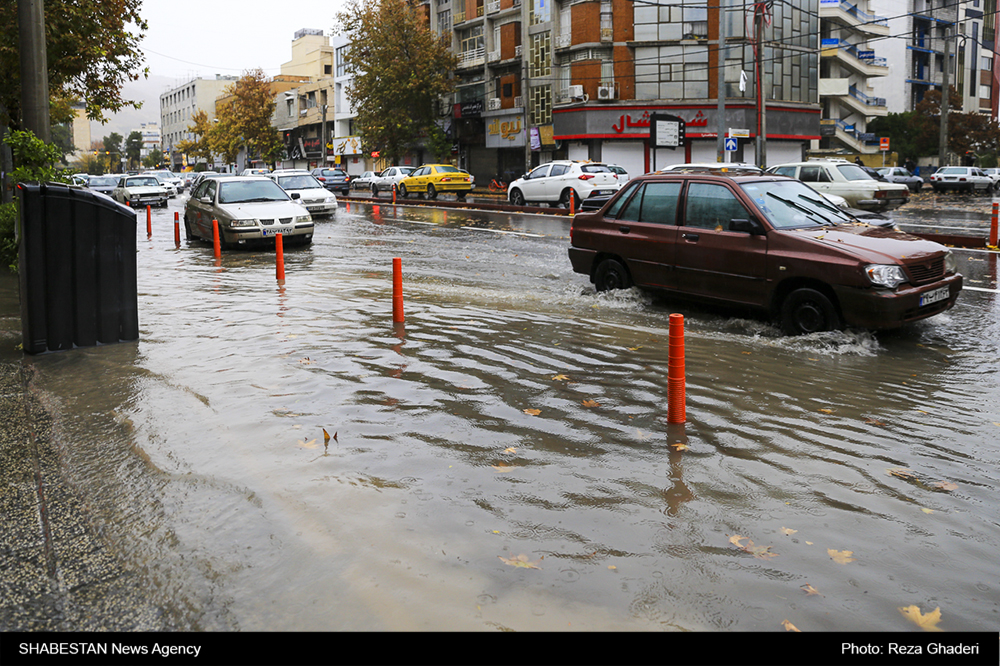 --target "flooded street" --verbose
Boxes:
[6,192,1000,632]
